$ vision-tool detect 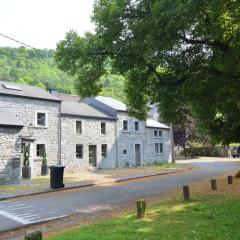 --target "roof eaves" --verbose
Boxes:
[0,92,62,103]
